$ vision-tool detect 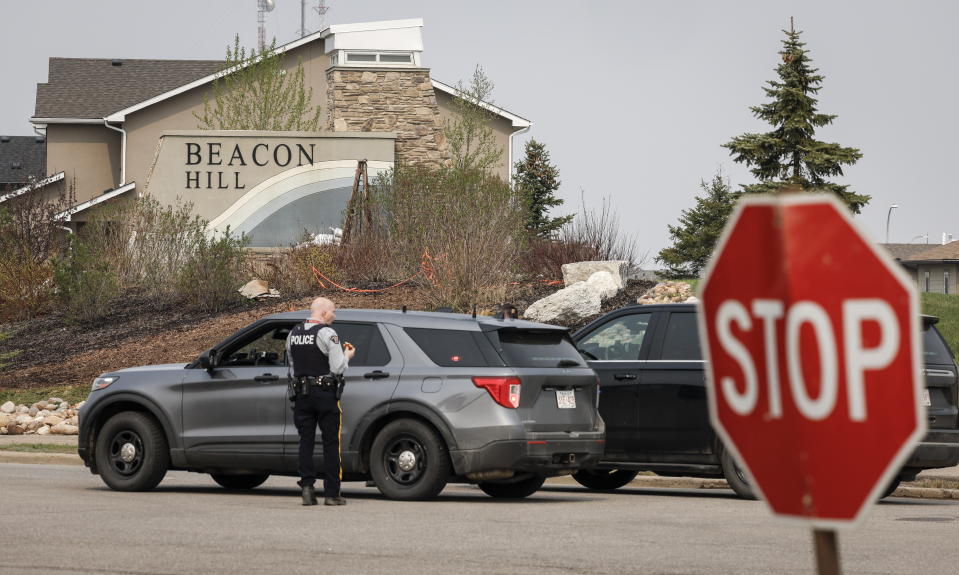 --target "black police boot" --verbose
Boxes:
[301,485,317,506]
[324,496,347,506]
